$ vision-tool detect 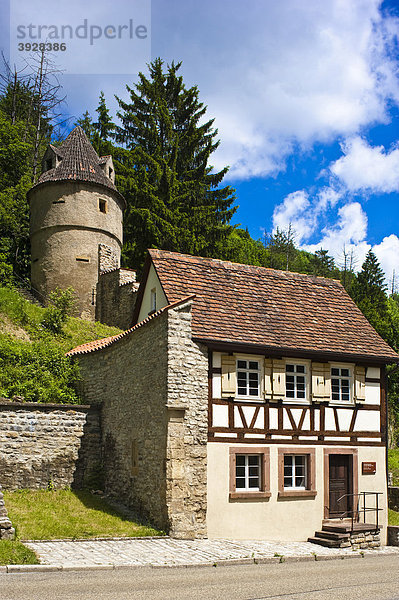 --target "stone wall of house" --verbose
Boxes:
[388,486,399,512]
[0,401,101,490]
[166,303,208,538]
[77,314,170,531]
[96,268,138,330]
[76,300,209,538]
